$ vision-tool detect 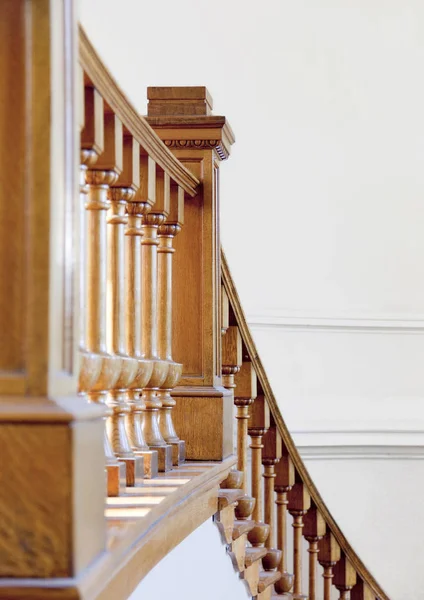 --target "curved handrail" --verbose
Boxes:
[79,26,200,197]
[221,249,389,600]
